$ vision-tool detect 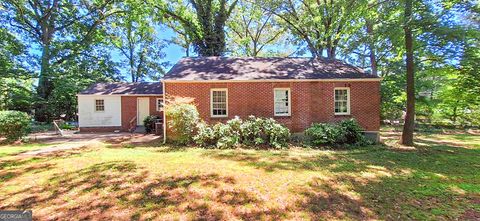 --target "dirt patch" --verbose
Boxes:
[459,209,480,220]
